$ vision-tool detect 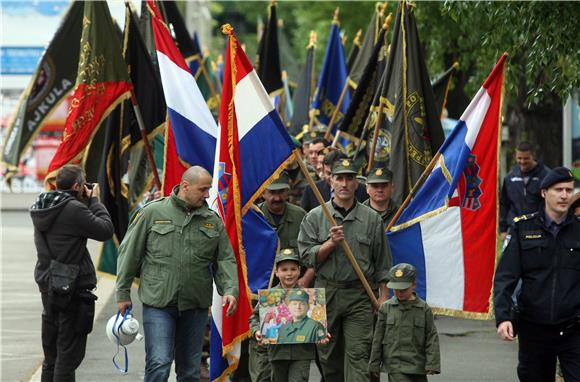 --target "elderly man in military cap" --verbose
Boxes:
[494,166,580,381]
[260,171,307,253]
[364,167,400,227]
[277,289,326,344]
[298,158,392,381]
